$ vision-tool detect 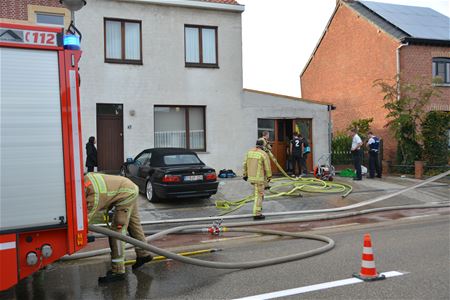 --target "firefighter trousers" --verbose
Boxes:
[252,183,265,216]
[109,188,151,274]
